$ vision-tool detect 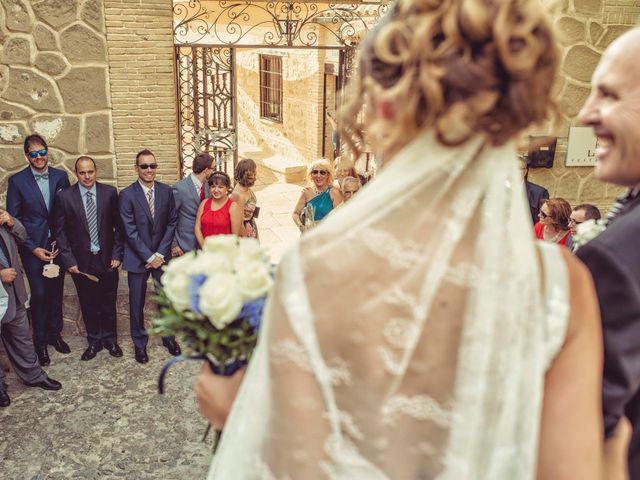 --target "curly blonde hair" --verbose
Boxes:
[339,0,559,158]
[306,159,335,186]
